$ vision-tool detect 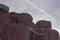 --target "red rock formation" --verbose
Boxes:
[9,12,18,24]
[1,24,14,40]
[48,30,59,40]
[17,13,36,40]
[36,20,51,29]
[30,20,59,40]
[12,24,27,40]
